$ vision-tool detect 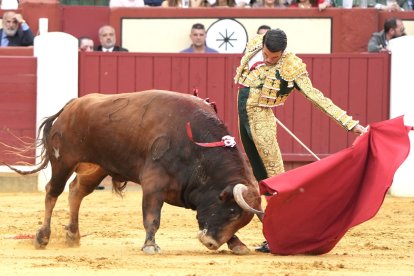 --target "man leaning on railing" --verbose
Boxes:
[0,11,34,47]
